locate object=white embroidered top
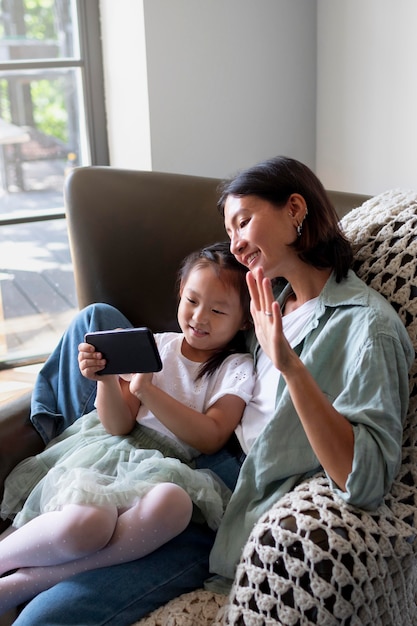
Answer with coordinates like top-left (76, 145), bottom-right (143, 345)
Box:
top-left (123, 332), bottom-right (255, 460)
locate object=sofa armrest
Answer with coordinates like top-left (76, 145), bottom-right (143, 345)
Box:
top-left (0, 392), bottom-right (44, 532)
top-left (223, 474), bottom-right (417, 625)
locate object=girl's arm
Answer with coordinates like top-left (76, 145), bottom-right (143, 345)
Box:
top-left (129, 373), bottom-right (245, 454)
top-left (246, 269), bottom-right (354, 492)
top-left (78, 342), bottom-right (140, 435)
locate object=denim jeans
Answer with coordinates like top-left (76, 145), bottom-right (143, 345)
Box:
top-left (16, 303), bottom-right (242, 625)
top-left (30, 303), bottom-right (133, 444)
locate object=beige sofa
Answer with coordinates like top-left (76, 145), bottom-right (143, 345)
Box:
top-left (1, 168), bottom-right (416, 625)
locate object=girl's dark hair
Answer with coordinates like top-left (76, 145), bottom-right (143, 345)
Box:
top-left (178, 241), bottom-right (251, 380)
top-left (218, 155), bottom-right (353, 281)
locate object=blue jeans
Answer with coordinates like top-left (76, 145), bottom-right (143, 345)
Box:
top-left (16, 303), bottom-right (242, 625)
top-left (30, 303), bottom-right (133, 444)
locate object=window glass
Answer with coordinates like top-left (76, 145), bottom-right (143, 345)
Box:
top-left (0, 66), bottom-right (86, 202)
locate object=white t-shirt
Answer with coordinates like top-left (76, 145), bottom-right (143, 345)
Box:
top-left (123, 332), bottom-right (255, 460)
top-left (235, 298), bottom-right (318, 454)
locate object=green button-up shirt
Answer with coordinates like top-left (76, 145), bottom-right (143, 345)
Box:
top-left (210, 270), bottom-right (414, 580)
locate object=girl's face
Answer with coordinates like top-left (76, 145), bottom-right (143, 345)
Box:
top-left (224, 194), bottom-right (298, 279)
top-left (178, 264), bottom-right (246, 362)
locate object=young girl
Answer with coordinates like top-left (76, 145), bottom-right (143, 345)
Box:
top-left (0, 242), bottom-right (254, 614)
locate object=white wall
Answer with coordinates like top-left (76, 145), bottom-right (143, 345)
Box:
top-left (101, 1), bottom-right (417, 194)
top-left (100, 0), bottom-right (151, 169)
top-left (100, 0), bottom-right (317, 179)
top-left (143, 0), bottom-right (317, 178)
top-left (317, 0), bottom-right (417, 195)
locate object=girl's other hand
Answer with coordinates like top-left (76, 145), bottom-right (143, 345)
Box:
top-left (129, 372), bottom-right (153, 401)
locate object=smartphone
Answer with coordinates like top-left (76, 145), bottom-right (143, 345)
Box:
top-left (84, 328), bottom-right (162, 375)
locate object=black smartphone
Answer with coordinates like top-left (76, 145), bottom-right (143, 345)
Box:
top-left (84, 328), bottom-right (162, 375)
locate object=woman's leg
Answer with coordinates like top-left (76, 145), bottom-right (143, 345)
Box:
top-left (30, 303), bottom-right (133, 444)
top-left (0, 483), bottom-right (193, 614)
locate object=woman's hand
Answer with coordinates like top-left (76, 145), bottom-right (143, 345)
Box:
top-left (78, 342), bottom-right (107, 380)
top-left (246, 268), bottom-right (296, 373)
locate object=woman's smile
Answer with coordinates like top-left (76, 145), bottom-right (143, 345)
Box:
top-left (243, 250), bottom-right (260, 269)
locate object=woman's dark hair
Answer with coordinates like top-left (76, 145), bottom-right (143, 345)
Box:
top-left (217, 155), bottom-right (353, 281)
top-left (177, 241), bottom-right (251, 380)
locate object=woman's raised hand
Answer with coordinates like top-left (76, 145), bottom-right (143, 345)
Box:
top-left (246, 268), bottom-right (294, 374)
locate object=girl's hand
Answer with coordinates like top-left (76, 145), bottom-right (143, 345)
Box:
top-left (78, 342), bottom-right (107, 380)
top-left (129, 372), bottom-right (154, 401)
top-left (246, 268), bottom-right (295, 373)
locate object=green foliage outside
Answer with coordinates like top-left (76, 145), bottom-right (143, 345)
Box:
top-left (31, 79), bottom-right (68, 144)
top-left (23, 0), bottom-right (56, 40)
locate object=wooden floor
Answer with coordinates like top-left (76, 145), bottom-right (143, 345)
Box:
top-left (0, 217), bottom-right (77, 351)
top-left (0, 192), bottom-right (78, 405)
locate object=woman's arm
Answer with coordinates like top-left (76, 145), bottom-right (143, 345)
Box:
top-left (130, 373), bottom-right (245, 455)
top-left (247, 269), bottom-right (354, 491)
top-left (280, 353), bottom-right (354, 491)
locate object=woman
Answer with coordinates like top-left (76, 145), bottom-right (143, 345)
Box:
top-left (10, 156), bottom-right (413, 624)
top-left (209, 156), bottom-right (413, 581)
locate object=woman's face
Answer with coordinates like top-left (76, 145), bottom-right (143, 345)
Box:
top-left (224, 194), bottom-right (298, 279)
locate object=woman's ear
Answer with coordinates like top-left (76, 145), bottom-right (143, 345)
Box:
top-left (288, 193), bottom-right (307, 217)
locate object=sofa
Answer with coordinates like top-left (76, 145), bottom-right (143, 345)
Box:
top-left (1, 167), bottom-right (416, 625)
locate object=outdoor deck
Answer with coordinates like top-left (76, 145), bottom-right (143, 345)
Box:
top-left (0, 164), bottom-right (78, 382)
top-left (0, 216), bottom-right (77, 360)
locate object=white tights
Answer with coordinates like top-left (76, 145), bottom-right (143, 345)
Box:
top-left (0, 482), bottom-right (193, 615)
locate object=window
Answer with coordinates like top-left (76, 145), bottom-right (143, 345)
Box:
top-left (0, 0), bottom-right (108, 368)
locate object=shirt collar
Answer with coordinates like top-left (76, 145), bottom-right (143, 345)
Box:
top-left (275, 269), bottom-right (369, 312)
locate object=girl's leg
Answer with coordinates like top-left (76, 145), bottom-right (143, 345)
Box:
top-left (89, 483), bottom-right (193, 565)
top-left (0, 504), bottom-right (119, 574)
top-left (0, 483), bottom-right (193, 614)
top-left (31, 303), bottom-right (133, 444)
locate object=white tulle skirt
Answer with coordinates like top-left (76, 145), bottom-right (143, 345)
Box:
top-left (1, 411), bottom-right (230, 531)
